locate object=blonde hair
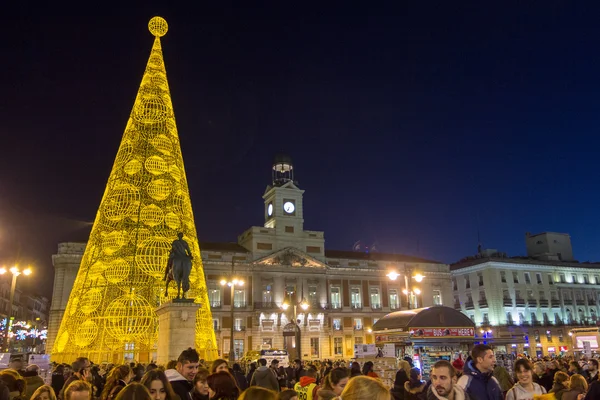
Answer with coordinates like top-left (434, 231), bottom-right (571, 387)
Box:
top-left (398, 360), bottom-right (411, 377)
top-left (339, 376), bottom-right (389, 400)
top-left (238, 387), bottom-right (277, 400)
top-left (65, 381), bottom-right (92, 400)
top-left (32, 385), bottom-right (57, 400)
top-left (0, 369), bottom-right (26, 396)
top-left (569, 374), bottom-right (588, 392)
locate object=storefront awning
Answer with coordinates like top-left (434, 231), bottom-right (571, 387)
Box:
top-left (373, 306), bottom-right (475, 333)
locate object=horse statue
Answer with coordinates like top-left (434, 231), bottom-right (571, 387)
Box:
top-left (164, 232), bottom-right (193, 299)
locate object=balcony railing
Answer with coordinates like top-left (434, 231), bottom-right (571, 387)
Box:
top-left (353, 326), bottom-right (364, 331)
top-left (390, 304), bottom-right (400, 311)
top-left (329, 303), bottom-right (342, 310)
top-left (351, 303), bottom-right (363, 310)
top-left (465, 301), bottom-right (474, 310)
top-left (254, 302), bottom-right (278, 309)
top-left (371, 304), bottom-right (382, 310)
top-left (233, 301), bottom-right (247, 308)
top-left (551, 300), bottom-right (561, 307)
top-left (503, 298), bottom-right (513, 306)
top-left (210, 301), bottom-right (222, 309)
top-left (563, 300), bottom-right (573, 305)
top-left (333, 325), bottom-right (342, 331)
top-left (576, 300), bottom-right (585, 306)
top-left (515, 299), bottom-right (525, 306)
top-left (233, 326), bottom-right (246, 332)
top-left (539, 300), bottom-right (549, 307)
top-left (478, 300), bottom-right (488, 308)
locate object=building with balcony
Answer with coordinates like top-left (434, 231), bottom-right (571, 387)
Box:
top-left (451, 233), bottom-right (600, 357)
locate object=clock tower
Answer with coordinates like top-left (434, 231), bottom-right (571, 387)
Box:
top-left (237, 155), bottom-right (325, 260)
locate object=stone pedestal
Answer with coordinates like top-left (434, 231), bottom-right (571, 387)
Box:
top-left (156, 300), bottom-right (200, 365)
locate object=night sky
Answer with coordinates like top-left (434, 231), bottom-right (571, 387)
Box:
top-left (2, 3), bottom-right (600, 297)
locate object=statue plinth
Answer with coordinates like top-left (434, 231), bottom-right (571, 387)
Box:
top-left (155, 300), bottom-right (201, 365)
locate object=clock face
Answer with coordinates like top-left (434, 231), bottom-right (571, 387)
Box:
top-left (267, 203), bottom-right (273, 216)
top-left (283, 201), bottom-right (295, 214)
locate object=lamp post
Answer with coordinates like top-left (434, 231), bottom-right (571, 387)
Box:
top-left (281, 296), bottom-right (309, 362)
top-left (0, 266), bottom-right (32, 350)
top-left (387, 270), bottom-right (424, 309)
top-left (220, 277), bottom-right (244, 361)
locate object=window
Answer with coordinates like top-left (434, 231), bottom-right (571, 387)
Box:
top-left (209, 287), bottom-right (221, 307)
top-left (551, 291), bottom-right (558, 300)
top-left (465, 276), bottom-right (471, 289)
top-left (543, 313), bottom-right (550, 324)
top-left (452, 279), bottom-right (457, 291)
top-left (564, 291), bottom-right (572, 300)
top-left (333, 318), bottom-right (342, 330)
top-left (286, 284), bottom-right (296, 297)
top-left (572, 275), bottom-right (578, 284)
top-left (513, 272), bottom-right (519, 284)
top-left (262, 338), bottom-right (273, 347)
top-left (558, 329), bottom-right (564, 342)
top-left (233, 339), bottom-right (244, 360)
top-left (595, 276), bottom-right (599, 285)
top-left (469, 314), bottom-right (475, 322)
top-left (527, 290), bottom-right (534, 299)
top-left (351, 288), bottom-right (361, 308)
top-left (370, 288), bottom-right (381, 308)
top-left (518, 312), bottom-right (525, 324)
top-left (234, 318), bottom-right (243, 331)
top-left (539, 291), bottom-right (546, 300)
top-left (262, 283), bottom-right (273, 304)
top-left (515, 290), bottom-right (522, 300)
top-left (213, 318), bottom-right (219, 331)
top-left (525, 273), bottom-right (531, 284)
top-left (506, 312), bottom-right (513, 324)
top-left (355, 337), bottom-right (364, 345)
top-left (500, 271), bottom-right (506, 283)
top-left (432, 290), bottom-right (442, 305)
top-left (389, 289), bottom-right (399, 309)
top-left (533, 329), bottom-right (540, 342)
top-left (548, 274), bottom-right (554, 285)
top-left (536, 273), bottom-right (542, 284)
top-left (330, 287), bottom-right (341, 308)
top-left (467, 294), bottom-right (473, 304)
top-left (334, 337), bottom-right (343, 355)
top-left (308, 285), bottom-right (318, 305)
top-left (531, 313), bottom-right (538, 323)
top-left (478, 273), bottom-right (483, 286)
top-left (554, 313), bottom-right (562, 324)
top-left (480, 291), bottom-right (487, 301)
top-left (234, 289), bottom-right (245, 307)
top-left (584, 275), bottom-right (590, 284)
top-left (454, 295), bottom-right (460, 307)
top-left (353, 318), bottom-right (363, 330)
top-left (559, 274), bottom-right (566, 283)
top-left (482, 313), bottom-right (489, 324)
top-left (310, 338), bottom-right (319, 357)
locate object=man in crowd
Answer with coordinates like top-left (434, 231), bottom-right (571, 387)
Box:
top-left (59, 358), bottom-right (91, 400)
top-left (250, 358), bottom-right (279, 391)
top-left (588, 359), bottom-right (599, 383)
top-left (428, 360), bottom-right (469, 400)
top-left (166, 348), bottom-right (200, 400)
top-left (293, 367), bottom-right (318, 400)
top-left (457, 344), bottom-right (502, 400)
top-left (64, 381), bottom-right (92, 400)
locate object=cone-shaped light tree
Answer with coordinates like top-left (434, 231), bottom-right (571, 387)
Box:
top-left (52, 17), bottom-right (217, 363)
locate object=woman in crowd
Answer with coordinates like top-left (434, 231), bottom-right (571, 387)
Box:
top-left (361, 361), bottom-right (378, 378)
top-left (0, 369), bottom-right (27, 400)
top-left (403, 368), bottom-right (426, 400)
top-left (206, 371), bottom-right (239, 400)
top-left (238, 387), bottom-right (277, 400)
top-left (315, 367), bottom-right (349, 400)
top-left (391, 360), bottom-right (411, 400)
top-left (349, 362), bottom-right (361, 378)
top-left (337, 376), bottom-right (390, 400)
top-left (549, 371), bottom-right (570, 400)
top-left (101, 365), bottom-right (133, 400)
top-left (31, 385), bottom-right (57, 400)
top-left (210, 360), bottom-right (229, 374)
top-left (51, 365), bottom-right (65, 397)
top-left (192, 368), bottom-right (210, 400)
top-left (562, 374), bottom-right (587, 400)
top-left (113, 383), bottom-right (152, 400)
top-left (231, 365), bottom-right (248, 392)
top-left (505, 359), bottom-right (546, 400)
top-left (140, 370), bottom-right (177, 400)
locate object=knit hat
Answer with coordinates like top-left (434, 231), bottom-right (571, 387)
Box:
top-left (452, 357), bottom-right (465, 371)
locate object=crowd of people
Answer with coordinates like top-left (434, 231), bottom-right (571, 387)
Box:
top-left (0, 344), bottom-right (598, 400)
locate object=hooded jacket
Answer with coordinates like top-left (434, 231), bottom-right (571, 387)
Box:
top-left (250, 366), bottom-right (279, 391)
top-left (426, 384), bottom-right (470, 400)
top-left (404, 380), bottom-right (427, 400)
top-left (549, 382), bottom-right (568, 400)
top-left (294, 376), bottom-right (318, 400)
top-left (456, 360), bottom-right (503, 400)
top-left (165, 369), bottom-right (193, 400)
top-left (505, 382), bottom-right (546, 400)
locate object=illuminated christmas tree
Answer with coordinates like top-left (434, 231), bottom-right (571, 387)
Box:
top-left (52, 17), bottom-right (217, 362)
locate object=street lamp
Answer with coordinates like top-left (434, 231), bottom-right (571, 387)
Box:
top-left (281, 296), bottom-right (309, 361)
top-left (0, 266), bottom-right (32, 350)
top-left (220, 277), bottom-right (244, 361)
top-left (387, 270), bottom-right (424, 309)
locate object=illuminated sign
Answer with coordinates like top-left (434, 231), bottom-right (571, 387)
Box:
top-left (559, 346), bottom-right (569, 351)
top-left (548, 347), bottom-right (556, 352)
top-left (409, 327), bottom-right (475, 338)
top-left (576, 336), bottom-right (599, 349)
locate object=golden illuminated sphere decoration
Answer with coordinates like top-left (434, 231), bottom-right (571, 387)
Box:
top-left (50, 16), bottom-right (217, 363)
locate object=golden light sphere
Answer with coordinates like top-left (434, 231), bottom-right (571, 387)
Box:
top-left (148, 17), bottom-right (168, 37)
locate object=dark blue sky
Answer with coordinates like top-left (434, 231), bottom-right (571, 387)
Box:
top-left (1, 3), bottom-right (600, 296)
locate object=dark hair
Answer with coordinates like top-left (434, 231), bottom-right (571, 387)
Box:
top-left (553, 371), bottom-right (569, 385)
top-left (193, 368), bottom-right (210, 385)
top-left (277, 390), bottom-right (298, 400)
top-left (140, 370), bottom-right (177, 400)
top-left (270, 359), bottom-right (279, 365)
top-left (258, 358), bottom-right (267, 366)
top-left (305, 368), bottom-right (317, 378)
top-left (206, 372), bottom-right (239, 399)
top-left (145, 364), bottom-right (158, 373)
top-left (294, 359), bottom-right (301, 364)
top-left (569, 361), bottom-right (580, 370)
top-left (233, 364), bottom-right (243, 372)
top-left (165, 360), bottom-right (177, 370)
top-left (0, 369), bottom-right (26, 395)
top-left (432, 360), bottom-right (456, 378)
top-left (178, 348), bottom-right (200, 365)
top-left (321, 368), bottom-right (349, 390)
top-left (350, 362), bottom-right (361, 376)
top-left (114, 383), bottom-right (152, 400)
top-left (408, 368), bottom-right (422, 389)
top-left (101, 365), bottom-right (131, 400)
top-left (210, 359), bottom-right (229, 374)
top-left (471, 344), bottom-right (493, 364)
top-left (362, 361), bottom-right (374, 375)
top-left (72, 358), bottom-right (89, 373)
top-left (590, 359), bottom-right (599, 368)
top-left (514, 359), bottom-right (533, 374)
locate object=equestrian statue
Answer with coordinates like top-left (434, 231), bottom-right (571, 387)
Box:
top-left (164, 232), bottom-right (193, 299)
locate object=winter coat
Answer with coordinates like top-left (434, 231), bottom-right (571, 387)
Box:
top-left (250, 366), bottom-right (279, 391)
top-left (426, 384), bottom-right (470, 400)
top-left (549, 382), bottom-right (569, 400)
top-left (232, 371), bottom-right (248, 392)
top-left (505, 382), bottom-right (546, 400)
top-left (456, 360), bottom-right (503, 400)
top-left (166, 369), bottom-right (193, 400)
top-left (533, 373), bottom-right (553, 393)
top-left (584, 380), bottom-right (600, 400)
top-left (562, 388), bottom-right (586, 400)
top-left (404, 381), bottom-right (427, 400)
top-left (22, 372), bottom-right (44, 400)
top-left (391, 370), bottom-right (409, 400)
top-left (493, 366), bottom-right (514, 392)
